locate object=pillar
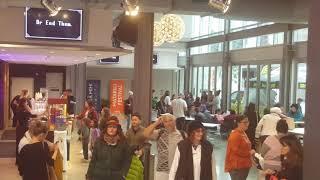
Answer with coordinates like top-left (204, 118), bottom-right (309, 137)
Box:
top-left (0, 60), bottom-right (9, 130)
top-left (132, 13), bottom-right (154, 180)
top-left (132, 13), bottom-right (154, 126)
top-left (281, 29), bottom-right (293, 110)
top-left (304, 0), bottom-right (320, 179)
top-left (66, 63), bottom-right (87, 114)
top-left (222, 19), bottom-right (230, 111)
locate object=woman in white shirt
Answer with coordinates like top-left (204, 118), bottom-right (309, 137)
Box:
top-left (169, 121), bottom-right (217, 180)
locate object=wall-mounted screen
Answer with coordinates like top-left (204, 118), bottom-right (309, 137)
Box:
top-left (25, 7), bottom-right (83, 41)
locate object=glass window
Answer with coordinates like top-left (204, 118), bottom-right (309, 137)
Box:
top-left (230, 66), bottom-right (241, 113)
top-left (179, 69), bottom-right (185, 94)
top-left (208, 43), bottom-right (223, 53)
top-left (257, 34), bottom-right (274, 47)
top-left (274, 32), bottom-right (284, 45)
top-left (216, 66), bottom-right (223, 92)
top-left (259, 64), bottom-right (269, 116)
top-left (244, 37), bottom-right (257, 48)
top-left (210, 67), bottom-right (216, 91)
top-left (192, 67), bottom-right (198, 95)
top-left (191, 15), bottom-right (224, 40)
top-left (199, 45), bottom-right (209, 54)
top-left (178, 51), bottom-right (186, 57)
top-left (296, 63), bottom-right (306, 115)
top-left (230, 39), bottom-right (244, 50)
top-left (293, 28), bottom-right (308, 42)
top-left (190, 47), bottom-right (199, 55)
top-left (248, 65), bottom-right (258, 105)
top-left (240, 65), bottom-right (249, 113)
top-left (203, 67), bottom-right (209, 91)
top-left (270, 64), bottom-right (281, 106)
top-left (197, 67), bottom-right (203, 97)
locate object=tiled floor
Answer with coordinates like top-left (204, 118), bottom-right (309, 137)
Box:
top-left (0, 130), bottom-right (258, 180)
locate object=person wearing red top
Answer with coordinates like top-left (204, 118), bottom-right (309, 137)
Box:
top-left (225, 115), bottom-right (255, 180)
top-left (76, 100), bottom-right (99, 128)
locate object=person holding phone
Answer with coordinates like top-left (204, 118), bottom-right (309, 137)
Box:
top-left (144, 114), bottom-right (186, 180)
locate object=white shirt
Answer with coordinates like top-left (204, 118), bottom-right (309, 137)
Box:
top-left (164, 96), bottom-right (171, 106)
top-left (169, 145), bottom-right (217, 180)
top-left (18, 131), bottom-right (32, 153)
top-left (255, 113), bottom-right (281, 138)
top-left (171, 98), bottom-right (187, 118)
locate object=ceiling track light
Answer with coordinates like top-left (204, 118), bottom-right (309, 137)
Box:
top-left (41, 0), bottom-right (62, 17)
top-left (208, 0), bottom-right (232, 14)
top-left (121, 0), bottom-right (139, 16)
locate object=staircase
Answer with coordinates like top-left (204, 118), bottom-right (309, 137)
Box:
top-left (0, 128), bottom-right (16, 158)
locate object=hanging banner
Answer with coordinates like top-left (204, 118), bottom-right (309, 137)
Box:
top-left (86, 80), bottom-right (101, 111)
top-left (110, 80), bottom-right (125, 114)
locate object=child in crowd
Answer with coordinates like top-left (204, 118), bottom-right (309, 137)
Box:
top-left (88, 119), bottom-right (100, 159)
top-left (80, 118), bottom-right (91, 161)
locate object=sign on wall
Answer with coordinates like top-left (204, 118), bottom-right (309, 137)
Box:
top-left (86, 80), bottom-right (101, 111)
top-left (25, 7), bottom-right (83, 40)
top-left (109, 80), bottom-right (125, 114)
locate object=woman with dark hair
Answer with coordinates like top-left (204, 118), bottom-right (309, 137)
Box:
top-left (77, 99), bottom-right (99, 127)
top-left (277, 134), bottom-right (303, 180)
top-left (288, 104), bottom-right (304, 122)
top-left (169, 120), bottom-right (217, 180)
top-left (225, 115), bottom-right (255, 180)
top-left (15, 98), bottom-right (33, 163)
top-left (86, 116), bottom-right (131, 180)
top-left (244, 103), bottom-right (259, 149)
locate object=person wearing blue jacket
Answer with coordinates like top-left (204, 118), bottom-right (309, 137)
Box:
top-left (288, 104), bottom-right (304, 122)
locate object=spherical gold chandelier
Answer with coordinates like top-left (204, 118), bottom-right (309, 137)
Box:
top-left (153, 22), bottom-right (165, 46)
top-left (160, 14), bottom-right (185, 43)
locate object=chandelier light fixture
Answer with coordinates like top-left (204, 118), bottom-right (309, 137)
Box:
top-left (208, 0), bottom-right (232, 14)
top-left (41, 0), bottom-right (62, 16)
top-left (122, 0), bottom-right (140, 16)
top-left (160, 14), bottom-right (185, 43)
top-left (153, 22), bottom-right (165, 46)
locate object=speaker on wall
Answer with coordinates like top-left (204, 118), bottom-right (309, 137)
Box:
top-left (113, 15), bottom-right (138, 47)
top-left (153, 54), bottom-right (158, 64)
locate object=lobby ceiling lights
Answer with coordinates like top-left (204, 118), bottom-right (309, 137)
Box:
top-left (208, 0), bottom-right (232, 14)
top-left (122, 0), bottom-right (140, 16)
top-left (153, 14), bottom-right (185, 46)
top-left (41, 0), bottom-right (62, 17)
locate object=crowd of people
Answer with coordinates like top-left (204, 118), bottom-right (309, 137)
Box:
top-left (11, 88), bottom-right (304, 180)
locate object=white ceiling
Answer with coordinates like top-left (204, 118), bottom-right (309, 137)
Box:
top-left (0, 44), bottom-right (131, 66)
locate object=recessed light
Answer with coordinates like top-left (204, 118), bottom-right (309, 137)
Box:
top-left (49, 51), bottom-right (55, 54)
top-left (0, 49), bottom-right (6, 52)
top-left (74, 60), bottom-right (80, 62)
top-left (95, 53), bottom-right (101, 56)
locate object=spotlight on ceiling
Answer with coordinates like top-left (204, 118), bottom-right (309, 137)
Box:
top-left (121, 0), bottom-right (139, 16)
top-left (41, 0), bottom-right (62, 17)
top-left (208, 0), bottom-right (232, 14)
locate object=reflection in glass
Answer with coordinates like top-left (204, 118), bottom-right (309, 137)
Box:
top-left (296, 63), bottom-right (306, 115)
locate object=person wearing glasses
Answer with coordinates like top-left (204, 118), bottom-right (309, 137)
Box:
top-left (225, 115), bottom-right (255, 180)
